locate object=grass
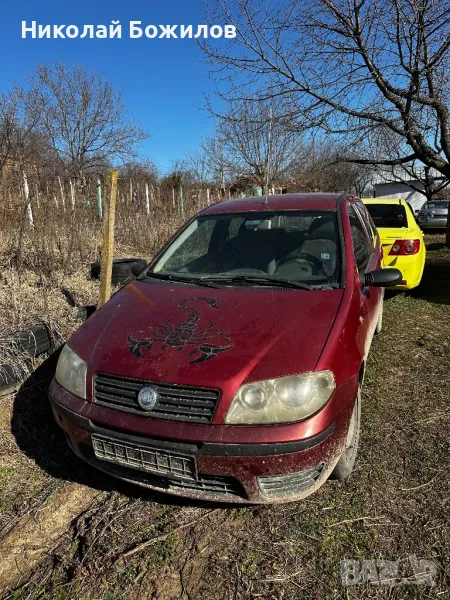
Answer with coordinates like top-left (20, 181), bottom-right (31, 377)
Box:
top-left (0, 234), bottom-right (449, 600)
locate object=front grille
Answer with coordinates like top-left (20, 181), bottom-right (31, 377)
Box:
top-left (81, 443), bottom-right (246, 499)
top-left (92, 434), bottom-right (196, 480)
top-left (258, 463), bottom-right (324, 499)
top-left (93, 373), bottom-right (220, 424)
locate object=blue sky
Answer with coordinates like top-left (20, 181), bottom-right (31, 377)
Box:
top-left (0, 1), bottom-right (219, 171)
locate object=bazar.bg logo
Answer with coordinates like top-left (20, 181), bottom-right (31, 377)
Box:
top-left (341, 555), bottom-right (437, 586)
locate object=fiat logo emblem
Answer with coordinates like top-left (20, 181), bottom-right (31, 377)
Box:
top-left (137, 386), bottom-right (158, 411)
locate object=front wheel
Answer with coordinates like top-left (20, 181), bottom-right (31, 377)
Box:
top-left (331, 387), bottom-right (361, 481)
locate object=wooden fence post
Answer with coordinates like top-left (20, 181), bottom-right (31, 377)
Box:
top-left (98, 172), bottom-right (118, 307)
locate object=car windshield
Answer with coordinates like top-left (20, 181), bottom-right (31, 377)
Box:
top-left (365, 204), bottom-right (407, 228)
top-left (424, 201), bottom-right (449, 210)
top-left (150, 211), bottom-right (341, 287)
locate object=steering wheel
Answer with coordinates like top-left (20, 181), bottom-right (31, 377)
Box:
top-left (277, 252), bottom-right (327, 275)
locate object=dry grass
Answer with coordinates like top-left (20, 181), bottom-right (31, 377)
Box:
top-left (0, 189), bottom-right (193, 385)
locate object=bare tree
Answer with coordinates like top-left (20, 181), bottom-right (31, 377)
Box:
top-left (0, 91), bottom-right (21, 174)
top-left (342, 127), bottom-right (449, 203)
top-left (288, 139), bottom-right (374, 195)
top-left (184, 147), bottom-right (212, 200)
top-left (377, 163), bottom-right (448, 203)
top-left (214, 99), bottom-right (301, 193)
top-left (199, 135), bottom-right (238, 198)
top-left (203, 0), bottom-right (450, 240)
top-left (0, 89), bottom-right (42, 176)
top-left (26, 63), bottom-right (148, 178)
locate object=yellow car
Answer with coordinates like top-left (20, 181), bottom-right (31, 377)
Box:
top-left (363, 198), bottom-right (426, 290)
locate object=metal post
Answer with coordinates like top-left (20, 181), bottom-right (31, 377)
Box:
top-left (145, 182), bottom-right (150, 217)
top-left (69, 179), bottom-right (75, 210)
top-left (97, 180), bottom-right (103, 220)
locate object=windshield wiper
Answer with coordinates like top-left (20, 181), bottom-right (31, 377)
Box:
top-left (140, 272), bottom-right (220, 288)
top-left (197, 275), bottom-right (315, 290)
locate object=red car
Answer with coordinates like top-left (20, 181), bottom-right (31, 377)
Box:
top-left (50, 194), bottom-right (401, 503)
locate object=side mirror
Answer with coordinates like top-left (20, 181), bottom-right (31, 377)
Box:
top-left (361, 268), bottom-right (403, 288)
top-left (131, 262), bottom-right (147, 276)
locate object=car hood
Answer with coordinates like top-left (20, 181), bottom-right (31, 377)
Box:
top-left (69, 280), bottom-right (343, 396)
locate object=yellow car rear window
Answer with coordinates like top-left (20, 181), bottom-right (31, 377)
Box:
top-left (365, 204), bottom-right (407, 228)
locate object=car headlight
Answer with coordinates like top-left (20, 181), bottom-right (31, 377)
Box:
top-left (55, 344), bottom-right (87, 399)
top-left (225, 371), bottom-right (335, 425)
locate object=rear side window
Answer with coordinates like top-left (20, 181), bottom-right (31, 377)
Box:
top-left (365, 203), bottom-right (407, 228)
top-left (355, 202), bottom-right (378, 246)
top-left (348, 205), bottom-right (372, 273)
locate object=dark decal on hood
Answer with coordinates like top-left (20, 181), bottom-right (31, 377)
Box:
top-left (128, 297), bottom-right (233, 364)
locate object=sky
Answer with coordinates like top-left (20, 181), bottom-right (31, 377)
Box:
top-left (0, 0), bottom-right (221, 172)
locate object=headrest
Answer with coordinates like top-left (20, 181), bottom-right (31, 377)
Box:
top-left (308, 217), bottom-right (335, 239)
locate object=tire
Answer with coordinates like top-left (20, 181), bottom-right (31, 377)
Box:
top-left (0, 363), bottom-right (26, 395)
top-left (375, 300), bottom-right (383, 335)
top-left (12, 324), bottom-right (52, 357)
top-left (90, 258), bottom-right (147, 286)
top-left (90, 260), bottom-right (102, 279)
top-left (331, 387), bottom-right (361, 481)
top-left (0, 364), bottom-right (21, 388)
top-left (76, 305), bottom-right (97, 321)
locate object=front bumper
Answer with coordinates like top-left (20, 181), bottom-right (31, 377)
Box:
top-left (49, 381), bottom-right (352, 504)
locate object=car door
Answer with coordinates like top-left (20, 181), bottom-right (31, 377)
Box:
top-left (348, 204), bottom-right (382, 360)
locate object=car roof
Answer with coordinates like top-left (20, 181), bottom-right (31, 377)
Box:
top-left (363, 198), bottom-right (408, 206)
top-left (201, 193), bottom-right (354, 215)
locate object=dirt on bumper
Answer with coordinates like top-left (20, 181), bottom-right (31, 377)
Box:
top-left (49, 385), bottom-right (350, 505)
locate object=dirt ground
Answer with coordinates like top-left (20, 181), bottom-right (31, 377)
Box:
top-left (0, 234), bottom-right (449, 600)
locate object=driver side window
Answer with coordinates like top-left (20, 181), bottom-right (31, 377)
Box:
top-left (348, 205), bottom-right (372, 273)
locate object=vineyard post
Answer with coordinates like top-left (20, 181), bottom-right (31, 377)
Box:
top-left (58, 176), bottom-right (65, 210)
top-left (22, 170), bottom-right (34, 229)
top-left (97, 179), bottom-right (103, 220)
top-left (145, 182), bottom-right (150, 216)
top-left (98, 172), bottom-right (118, 307)
top-left (179, 186), bottom-right (184, 217)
